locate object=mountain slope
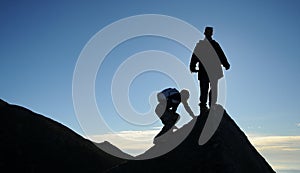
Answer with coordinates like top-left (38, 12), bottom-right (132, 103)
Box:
top-left (0, 99), bottom-right (125, 173)
top-left (109, 105), bottom-right (276, 173)
top-left (0, 99), bottom-right (276, 173)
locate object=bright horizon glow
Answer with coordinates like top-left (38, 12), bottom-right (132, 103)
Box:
top-left (88, 130), bottom-right (300, 171)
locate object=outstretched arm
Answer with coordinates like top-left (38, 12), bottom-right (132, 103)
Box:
top-left (190, 53), bottom-right (199, 73)
top-left (182, 101), bottom-right (196, 118)
top-left (212, 41), bottom-right (230, 70)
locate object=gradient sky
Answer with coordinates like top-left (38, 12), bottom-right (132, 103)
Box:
top-left (1, 0), bottom-right (300, 171)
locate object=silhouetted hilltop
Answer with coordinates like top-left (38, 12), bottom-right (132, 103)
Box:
top-left (0, 99), bottom-right (125, 172)
top-left (0, 99), bottom-right (276, 173)
top-left (109, 106), bottom-right (276, 173)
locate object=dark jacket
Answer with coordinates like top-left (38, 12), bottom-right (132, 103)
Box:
top-left (190, 38), bottom-right (230, 81)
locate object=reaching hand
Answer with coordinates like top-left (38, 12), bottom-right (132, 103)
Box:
top-left (225, 64), bottom-right (230, 70)
top-left (190, 69), bottom-right (197, 73)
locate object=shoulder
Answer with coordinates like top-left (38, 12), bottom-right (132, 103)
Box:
top-left (211, 39), bottom-right (219, 45)
top-left (211, 40), bottom-right (222, 48)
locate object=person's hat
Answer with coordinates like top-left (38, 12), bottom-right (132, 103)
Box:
top-left (204, 26), bottom-right (213, 35)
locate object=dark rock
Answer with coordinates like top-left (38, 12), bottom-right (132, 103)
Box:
top-left (0, 99), bottom-right (125, 173)
top-left (109, 106), bottom-right (276, 173)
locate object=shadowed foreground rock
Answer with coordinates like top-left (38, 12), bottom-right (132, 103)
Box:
top-left (0, 99), bottom-right (276, 173)
top-left (109, 106), bottom-right (276, 173)
top-left (0, 99), bottom-right (126, 172)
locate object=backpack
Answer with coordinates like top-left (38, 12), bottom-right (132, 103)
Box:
top-left (161, 88), bottom-right (179, 98)
top-left (157, 88), bottom-right (180, 103)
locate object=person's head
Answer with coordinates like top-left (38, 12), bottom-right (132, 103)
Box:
top-left (180, 89), bottom-right (190, 102)
top-left (204, 26), bottom-right (213, 38)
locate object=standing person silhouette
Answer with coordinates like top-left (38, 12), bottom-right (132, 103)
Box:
top-left (190, 26), bottom-right (230, 112)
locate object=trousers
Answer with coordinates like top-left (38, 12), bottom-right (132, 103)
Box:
top-left (199, 78), bottom-right (218, 107)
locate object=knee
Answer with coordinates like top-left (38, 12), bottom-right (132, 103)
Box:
top-left (174, 113), bottom-right (180, 122)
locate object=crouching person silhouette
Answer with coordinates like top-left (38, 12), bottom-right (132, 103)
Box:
top-left (154, 88), bottom-right (196, 144)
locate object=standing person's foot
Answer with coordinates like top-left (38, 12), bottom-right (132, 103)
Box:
top-left (201, 106), bottom-right (208, 112)
top-left (199, 103), bottom-right (209, 113)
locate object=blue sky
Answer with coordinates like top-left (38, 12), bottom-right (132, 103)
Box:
top-left (1, 0), bottom-right (300, 171)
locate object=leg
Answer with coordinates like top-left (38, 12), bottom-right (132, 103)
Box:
top-left (199, 79), bottom-right (209, 109)
top-left (154, 125), bottom-right (170, 139)
top-left (209, 79), bottom-right (218, 107)
top-left (154, 111), bottom-right (180, 139)
top-left (154, 110), bottom-right (175, 139)
top-left (170, 112), bottom-right (180, 126)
